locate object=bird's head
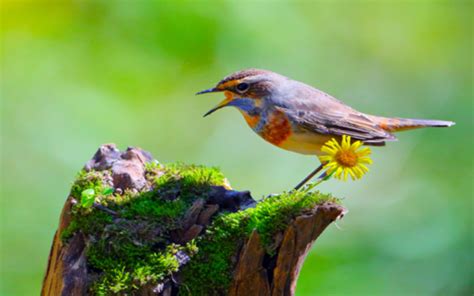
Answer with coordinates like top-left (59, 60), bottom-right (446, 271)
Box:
top-left (197, 68), bottom-right (284, 117)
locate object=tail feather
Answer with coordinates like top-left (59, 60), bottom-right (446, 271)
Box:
top-left (371, 116), bottom-right (455, 132)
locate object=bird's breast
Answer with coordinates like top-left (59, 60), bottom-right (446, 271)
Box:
top-left (240, 108), bottom-right (331, 155)
top-left (253, 109), bottom-right (293, 146)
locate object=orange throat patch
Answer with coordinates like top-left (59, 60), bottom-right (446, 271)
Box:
top-left (241, 112), bottom-right (260, 129)
top-left (260, 110), bottom-right (292, 146)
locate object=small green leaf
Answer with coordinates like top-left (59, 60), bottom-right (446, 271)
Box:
top-left (81, 188), bottom-right (96, 208)
top-left (102, 187), bottom-right (114, 196)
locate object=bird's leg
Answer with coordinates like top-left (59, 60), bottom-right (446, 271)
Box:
top-left (294, 163), bottom-right (324, 191)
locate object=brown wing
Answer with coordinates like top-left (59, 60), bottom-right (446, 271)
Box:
top-left (269, 79), bottom-right (397, 145)
top-left (276, 105), bottom-right (397, 146)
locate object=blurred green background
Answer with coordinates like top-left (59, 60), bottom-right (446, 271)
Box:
top-left (1, 1), bottom-right (472, 295)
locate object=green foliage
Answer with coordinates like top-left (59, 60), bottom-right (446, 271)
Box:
top-left (60, 170), bottom-right (115, 241)
top-left (180, 190), bottom-right (337, 295)
top-left (80, 188), bottom-right (95, 208)
top-left (102, 187), bottom-right (114, 196)
top-left (70, 170), bottom-right (107, 201)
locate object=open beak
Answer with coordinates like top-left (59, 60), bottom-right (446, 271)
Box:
top-left (197, 86), bottom-right (233, 117)
top-left (203, 96), bottom-right (232, 117)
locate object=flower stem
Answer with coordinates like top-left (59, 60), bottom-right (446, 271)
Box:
top-left (300, 171), bottom-right (333, 192)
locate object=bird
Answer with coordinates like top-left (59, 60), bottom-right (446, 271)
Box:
top-left (197, 69), bottom-right (455, 189)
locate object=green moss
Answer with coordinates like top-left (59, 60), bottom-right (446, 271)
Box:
top-left (63, 163), bottom-right (226, 240)
top-left (62, 162), bottom-right (338, 295)
top-left (180, 210), bottom-right (250, 295)
top-left (180, 190), bottom-right (338, 295)
top-left (61, 163), bottom-right (226, 295)
top-left (90, 243), bottom-right (192, 295)
top-left (60, 210), bottom-right (113, 241)
top-left (70, 170), bottom-right (108, 200)
top-left (122, 195), bottom-right (188, 221)
top-left (153, 162), bottom-right (226, 198)
top-left (247, 190), bottom-right (338, 251)
top-left (61, 170), bottom-right (114, 241)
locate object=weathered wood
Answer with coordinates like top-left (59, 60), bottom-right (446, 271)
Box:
top-left (42, 197), bottom-right (88, 296)
top-left (230, 230), bottom-right (271, 296)
top-left (229, 203), bottom-right (344, 296)
top-left (272, 225), bottom-right (296, 296)
top-left (41, 144), bottom-right (345, 296)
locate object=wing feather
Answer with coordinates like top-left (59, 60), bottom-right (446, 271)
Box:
top-left (269, 80), bottom-right (397, 145)
top-left (275, 106), bottom-right (397, 145)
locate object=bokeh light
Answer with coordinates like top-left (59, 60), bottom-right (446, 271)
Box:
top-left (1, 1), bottom-right (472, 295)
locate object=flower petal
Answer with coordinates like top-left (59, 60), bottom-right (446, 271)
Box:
top-left (319, 156), bottom-right (333, 163)
top-left (356, 168), bottom-right (364, 179)
top-left (359, 164), bottom-right (369, 173)
top-left (321, 146), bottom-right (337, 155)
top-left (319, 135), bottom-right (373, 182)
top-left (348, 168), bottom-right (356, 180)
top-left (351, 140), bottom-right (363, 150)
top-left (342, 135), bottom-right (350, 149)
top-left (358, 157), bottom-right (373, 164)
top-left (357, 147), bottom-right (371, 156)
top-left (343, 168), bottom-right (349, 181)
top-left (335, 167), bottom-right (343, 179)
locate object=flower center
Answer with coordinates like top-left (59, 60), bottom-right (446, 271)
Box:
top-left (335, 150), bottom-right (358, 167)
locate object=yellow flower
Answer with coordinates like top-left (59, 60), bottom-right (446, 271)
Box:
top-left (319, 135), bottom-right (372, 181)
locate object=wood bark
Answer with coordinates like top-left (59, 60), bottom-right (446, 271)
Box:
top-left (229, 203), bottom-right (343, 296)
top-left (41, 144), bottom-right (345, 296)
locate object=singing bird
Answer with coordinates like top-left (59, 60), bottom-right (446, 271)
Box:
top-left (197, 69), bottom-right (454, 188)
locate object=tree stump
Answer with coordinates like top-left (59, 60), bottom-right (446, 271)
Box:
top-left (41, 144), bottom-right (345, 296)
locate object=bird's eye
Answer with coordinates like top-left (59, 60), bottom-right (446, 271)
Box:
top-left (236, 82), bottom-right (250, 93)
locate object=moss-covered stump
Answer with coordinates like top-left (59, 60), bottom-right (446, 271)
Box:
top-left (42, 144), bottom-right (345, 296)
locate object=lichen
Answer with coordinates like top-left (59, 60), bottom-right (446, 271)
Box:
top-left (179, 190), bottom-right (338, 295)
